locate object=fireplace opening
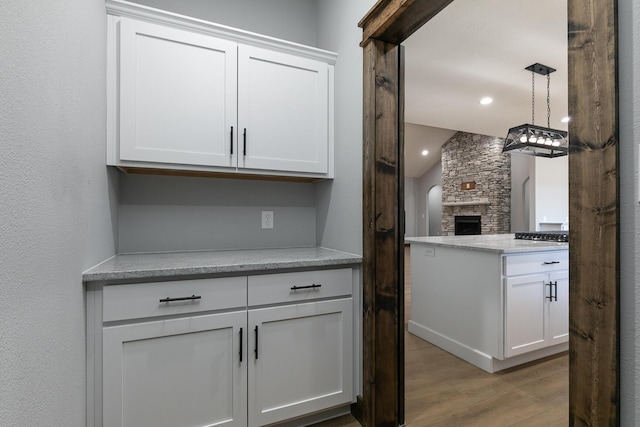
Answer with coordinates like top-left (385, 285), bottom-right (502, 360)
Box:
top-left (455, 215), bottom-right (481, 235)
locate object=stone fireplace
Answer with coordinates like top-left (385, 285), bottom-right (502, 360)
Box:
top-left (441, 132), bottom-right (511, 235)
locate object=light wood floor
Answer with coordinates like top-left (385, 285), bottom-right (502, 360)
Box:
top-left (312, 247), bottom-right (568, 427)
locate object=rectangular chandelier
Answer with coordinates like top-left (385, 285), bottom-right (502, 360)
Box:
top-left (503, 63), bottom-right (568, 158)
top-left (503, 123), bottom-right (568, 158)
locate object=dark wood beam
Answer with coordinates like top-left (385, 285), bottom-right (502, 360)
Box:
top-left (361, 39), bottom-right (404, 427)
top-left (567, 0), bottom-right (619, 425)
top-left (358, 0), bottom-right (454, 46)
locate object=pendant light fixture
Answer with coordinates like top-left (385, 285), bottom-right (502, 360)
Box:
top-left (502, 63), bottom-right (568, 158)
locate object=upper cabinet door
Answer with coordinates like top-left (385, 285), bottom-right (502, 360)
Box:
top-left (238, 45), bottom-right (329, 174)
top-left (119, 18), bottom-right (237, 167)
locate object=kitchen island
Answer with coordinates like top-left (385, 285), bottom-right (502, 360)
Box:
top-left (83, 247), bottom-right (362, 427)
top-left (406, 234), bottom-right (568, 373)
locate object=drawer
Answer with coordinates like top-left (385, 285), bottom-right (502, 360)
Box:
top-left (504, 251), bottom-right (568, 277)
top-left (248, 268), bottom-right (352, 306)
top-left (103, 277), bottom-right (246, 322)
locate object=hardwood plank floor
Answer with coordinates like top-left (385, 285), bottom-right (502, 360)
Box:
top-left (312, 247), bottom-right (568, 427)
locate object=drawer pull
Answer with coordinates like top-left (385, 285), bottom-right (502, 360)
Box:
top-left (159, 295), bottom-right (202, 303)
top-left (290, 284), bottom-right (322, 291)
top-left (543, 261), bottom-right (560, 265)
top-left (239, 327), bottom-right (243, 363)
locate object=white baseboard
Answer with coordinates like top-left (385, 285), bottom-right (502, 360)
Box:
top-left (408, 320), bottom-right (568, 373)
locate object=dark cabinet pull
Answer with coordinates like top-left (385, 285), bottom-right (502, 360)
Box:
top-left (543, 261), bottom-right (560, 265)
top-left (159, 295), bottom-right (201, 303)
top-left (291, 284), bottom-right (322, 291)
top-left (243, 128), bottom-right (247, 156)
top-left (230, 126), bottom-right (234, 155)
top-left (239, 327), bottom-right (243, 363)
top-left (545, 282), bottom-right (558, 302)
top-left (254, 325), bottom-right (259, 360)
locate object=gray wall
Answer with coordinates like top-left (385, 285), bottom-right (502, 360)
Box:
top-left (315, 0), bottom-right (372, 255)
top-left (405, 178), bottom-right (418, 237)
top-left (0, 1), bottom-right (117, 425)
top-left (416, 161), bottom-right (443, 236)
top-left (428, 185), bottom-right (443, 236)
top-left (619, 0), bottom-right (640, 423)
top-left (118, 175), bottom-right (316, 252)
top-left (129, 0), bottom-right (318, 46)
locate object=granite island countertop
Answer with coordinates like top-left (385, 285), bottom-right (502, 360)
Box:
top-left (405, 234), bottom-right (568, 254)
top-left (83, 246), bottom-right (362, 282)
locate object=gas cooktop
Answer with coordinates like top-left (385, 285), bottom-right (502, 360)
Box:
top-left (514, 231), bottom-right (569, 242)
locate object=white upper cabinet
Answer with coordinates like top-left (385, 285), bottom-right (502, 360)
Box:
top-left (106, 1), bottom-right (336, 179)
top-left (118, 18), bottom-right (237, 168)
top-left (238, 45), bottom-right (329, 174)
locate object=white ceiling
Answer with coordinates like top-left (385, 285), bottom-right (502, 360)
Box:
top-left (403, 0), bottom-right (568, 177)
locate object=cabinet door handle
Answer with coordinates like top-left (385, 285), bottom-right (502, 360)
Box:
top-left (290, 284), bottom-right (322, 291)
top-left (545, 282), bottom-right (558, 302)
top-left (243, 128), bottom-right (247, 156)
top-left (159, 295), bottom-right (201, 303)
top-left (254, 325), bottom-right (259, 360)
top-left (230, 126), bottom-right (234, 155)
top-left (239, 327), bottom-right (243, 363)
top-left (543, 261), bottom-right (560, 265)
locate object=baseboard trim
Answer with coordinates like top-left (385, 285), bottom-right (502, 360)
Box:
top-left (408, 320), bottom-right (568, 373)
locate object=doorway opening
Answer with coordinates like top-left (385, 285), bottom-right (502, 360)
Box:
top-left (359, 0), bottom-right (619, 426)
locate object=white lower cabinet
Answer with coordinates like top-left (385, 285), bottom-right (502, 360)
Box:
top-left (248, 299), bottom-right (353, 427)
top-left (504, 265), bottom-right (569, 358)
top-left (88, 268), bottom-right (355, 427)
top-left (103, 311), bottom-right (247, 427)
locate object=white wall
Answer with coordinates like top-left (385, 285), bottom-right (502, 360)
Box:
top-left (510, 154), bottom-right (533, 231)
top-left (533, 156), bottom-right (568, 230)
top-left (0, 1), bottom-right (117, 425)
top-left (315, 0), bottom-right (373, 255)
top-left (618, 0), bottom-right (640, 423)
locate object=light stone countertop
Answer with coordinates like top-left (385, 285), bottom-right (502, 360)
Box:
top-left (405, 234), bottom-right (568, 254)
top-left (83, 247), bottom-right (362, 282)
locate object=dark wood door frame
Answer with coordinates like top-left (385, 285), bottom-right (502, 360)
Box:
top-left (359, 1), bottom-right (619, 426)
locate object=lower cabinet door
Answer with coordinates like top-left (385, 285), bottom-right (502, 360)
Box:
top-left (547, 271), bottom-right (569, 344)
top-left (504, 274), bottom-right (547, 357)
top-left (102, 311), bottom-right (247, 427)
top-left (248, 298), bottom-right (353, 427)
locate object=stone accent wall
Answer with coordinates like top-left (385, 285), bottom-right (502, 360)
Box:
top-left (441, 132), bottom-right (511, 235)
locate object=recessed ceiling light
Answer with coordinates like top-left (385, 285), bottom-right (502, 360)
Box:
top-left (561, 116), bottom-right (570, 123)
top-left (421, 150), bottom-right (429, 156)
top-left (480, 97), bottom-right (493, 105)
